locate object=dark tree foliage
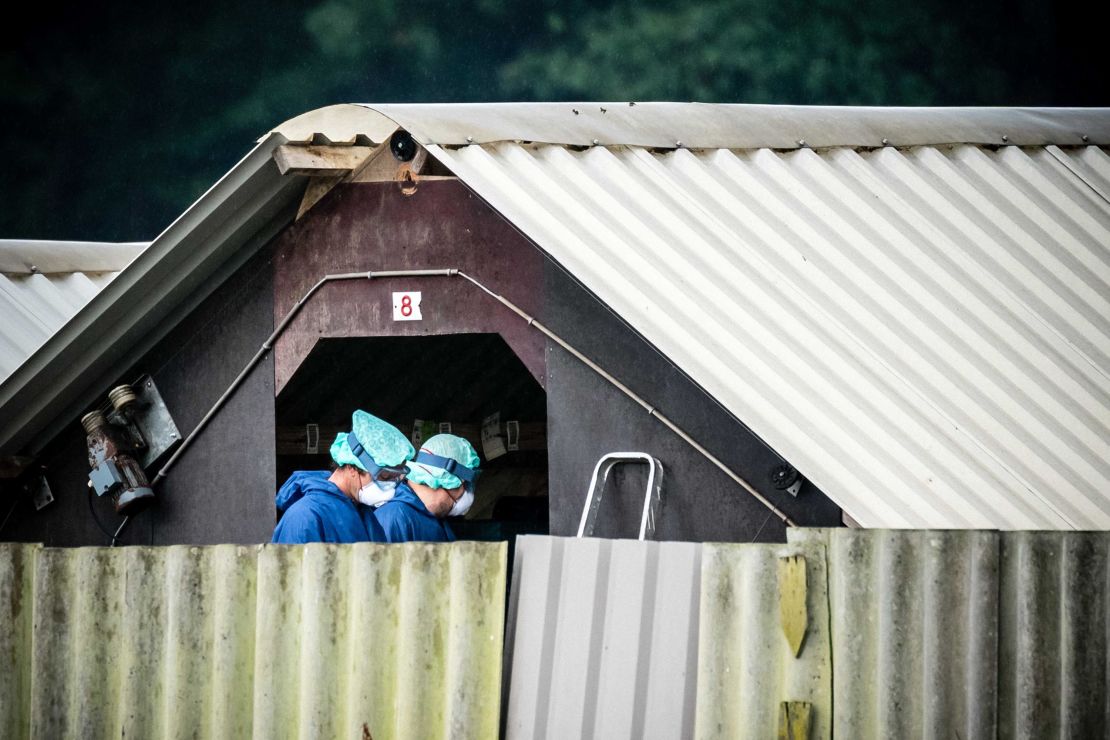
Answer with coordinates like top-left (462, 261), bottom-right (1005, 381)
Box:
top-left (1, 0), bottom-right (1104, 241)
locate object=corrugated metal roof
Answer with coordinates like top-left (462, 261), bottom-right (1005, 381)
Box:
top-left (503, 535), bottom-right (702, 739)
top-left (273, 103), bottom-right (1110, 149)
top-left (0, 136), bottom-right (303, 456)
top-left (5, 103), bottom-right (1109, 534)
top-left (1, 541), bottom-right (506, 739)
top-left (426, 141), bottom-right (1110, 529)
top-left (0, 240), bottom-right (145, 384)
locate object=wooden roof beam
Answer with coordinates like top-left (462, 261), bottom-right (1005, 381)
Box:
top-left (273, 144), bottom-right (374, 176)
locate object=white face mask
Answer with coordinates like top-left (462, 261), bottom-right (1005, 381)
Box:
top-left (358, 479), bottom-right (397, 508)
top-left (446, 488), bottom-right (474, 517)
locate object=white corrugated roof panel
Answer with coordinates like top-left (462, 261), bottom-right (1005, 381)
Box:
top-left (277, 102), bottom-right (1110, 149)
top-left (0, 240), bottom-right (146, 384)
top-left (427, 140), bottom-right (1110, 529)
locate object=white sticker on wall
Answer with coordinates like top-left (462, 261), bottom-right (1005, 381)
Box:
top-left (481, 412), bottom-right (507, 461)
top-left (392, 291), bottom-right (423, 321)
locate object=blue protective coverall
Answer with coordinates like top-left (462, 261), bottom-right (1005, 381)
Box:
top-left (271, 470), bottom-right (386, 543)
top-left (373, 482), bottom-right (455, 543)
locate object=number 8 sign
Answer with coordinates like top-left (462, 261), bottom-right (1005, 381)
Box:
top-left (392, 291), bottom-right (423, 321)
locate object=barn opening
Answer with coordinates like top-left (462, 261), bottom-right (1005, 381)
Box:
top-left (275, 333), bottom-right (549, 541)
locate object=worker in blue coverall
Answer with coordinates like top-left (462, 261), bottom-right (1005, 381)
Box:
top-left (272, 410), bottom-right (415, 544)
top-left (374, 433), bottom-right (481, 543)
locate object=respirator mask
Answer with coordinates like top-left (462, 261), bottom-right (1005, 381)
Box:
top-left (412, 448), bottom-right (480, 518)
top-left (348, 432), bottom-right (408, 507)
top-left (446, 488), bottom-right (475, 517)
top-left (358, 478), bottom-right (397, 507)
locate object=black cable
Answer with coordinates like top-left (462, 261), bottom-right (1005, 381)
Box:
top-left (87, 487), bottom-right (126, 545)
top-left (0, 495), bottom-right (20, 536)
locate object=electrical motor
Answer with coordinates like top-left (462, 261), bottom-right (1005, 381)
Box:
top-left (82, 400), bottom-right (155, 515)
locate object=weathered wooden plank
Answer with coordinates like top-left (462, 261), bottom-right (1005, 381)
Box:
top-left (778, 554), bottom-right (808, 657)
top-left (777, 701), bottom-right (812, 740)
top-left (273, 144), bottom-right (374, 176)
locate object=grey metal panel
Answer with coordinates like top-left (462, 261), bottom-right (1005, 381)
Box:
top-left (428, 140), bottom-right (1110, 529)
top-left (11, 541), bottom-right (506, 739)
top-left (695, 539), bottom-right (832, 740)
top-left (504, 535), bottom-right (702, 739)
top-left (272, 103), bottom-right (1110, 149)
top-left (143, 241), bottom-right (277, 546)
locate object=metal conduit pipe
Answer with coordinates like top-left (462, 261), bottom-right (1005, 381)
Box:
top-left (126, 266), bottom-right (793, 542)
top-left (455, 271), bottom-right (796, 527)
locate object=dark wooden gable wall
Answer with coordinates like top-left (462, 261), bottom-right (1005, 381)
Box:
top-left (4, 175), bottom-right (839, 546)
top-left (272, 178), bottom-right (839, 542)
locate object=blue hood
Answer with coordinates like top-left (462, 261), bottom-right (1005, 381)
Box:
top-left (275, 470), bottom-right (332, 513)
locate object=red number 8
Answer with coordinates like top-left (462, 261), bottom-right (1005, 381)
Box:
top-left (400, 295), bottom-right (413, 317)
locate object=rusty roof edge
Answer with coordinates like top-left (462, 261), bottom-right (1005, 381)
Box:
top-left (271, 102), bottom-right (1110, 150)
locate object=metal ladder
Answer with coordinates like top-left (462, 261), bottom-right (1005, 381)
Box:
top-left (576, 452), bottom-right (664, 541)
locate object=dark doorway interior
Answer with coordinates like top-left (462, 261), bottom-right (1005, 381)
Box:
top-left (275, 333), bottom-right (548, 540)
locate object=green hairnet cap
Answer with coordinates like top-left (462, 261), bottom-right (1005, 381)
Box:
top-left (329, 410), bottom-right (415, 471)
top-left (406, 434), bottom-right (480, 490)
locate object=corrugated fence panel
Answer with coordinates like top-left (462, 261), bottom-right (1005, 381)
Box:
top-left (504, 535), bottom-right (702, 739)
top-left (252, 541), bottom-right (506, 740)
top-left (12, 541), bottom-right (504, 740)
top-left (695, 539), bottom-right (831, 740)
top-left (0, 544), bottom-right (36, 739)
top-left (999, 532), bottom-right (1110, 739)
top-left (790, 528), bottom-right (1000, 739)
top-left (29, 545), bottom-right (260, 739)
top-left (6, 533), bottom-right (1107, 737)
top-left (789, 528), bottom-right (1110, 739)
top-left (254, 541), bottom-right (506, 740)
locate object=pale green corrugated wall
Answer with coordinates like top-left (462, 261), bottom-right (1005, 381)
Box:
top-left (0, 543), bottom-right (36, 739)
top-left (2, 541), bottom-right (505, 739)
top-left (787, 528), bottom-right (1110, 738)
top-left (695, 539), bottom-right (831, 740)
